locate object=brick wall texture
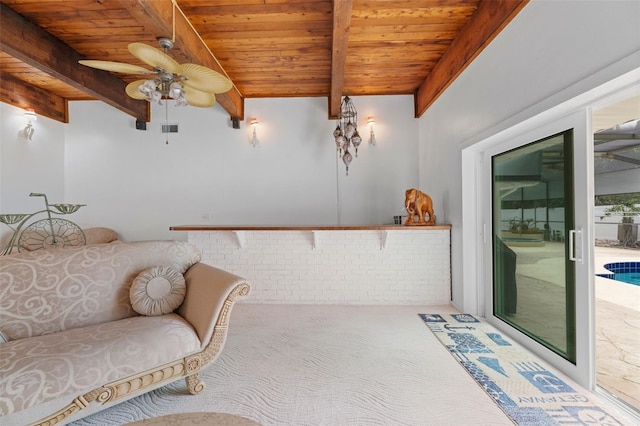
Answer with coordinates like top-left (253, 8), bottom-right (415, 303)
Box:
top-left (189, 230), bottom-right (451, 304)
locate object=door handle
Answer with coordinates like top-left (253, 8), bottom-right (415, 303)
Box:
top-left (568, 228), bottom-right (583, 263)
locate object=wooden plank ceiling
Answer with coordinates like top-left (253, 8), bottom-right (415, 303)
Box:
top-left (0, 0), bottom-right (528, 123)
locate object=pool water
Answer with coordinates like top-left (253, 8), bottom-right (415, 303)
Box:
top-left (597, 262), bottom-right (640, 286)
top-left (613, 272), bottom-right (640, 286)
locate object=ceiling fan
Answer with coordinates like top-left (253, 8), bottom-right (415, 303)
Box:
top-left (79, 37), bottom-right (232, 108)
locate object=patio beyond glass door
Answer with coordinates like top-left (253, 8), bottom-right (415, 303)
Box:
top-left (492, 130), bottom-right (576, 363)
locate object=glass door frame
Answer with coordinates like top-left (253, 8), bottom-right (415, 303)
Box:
top-left (481, 110), bottom-right (595, 389)
top-left (491, 128), bottom-right (577, 362)
top-left (460, 68), bottom-right (639, 394)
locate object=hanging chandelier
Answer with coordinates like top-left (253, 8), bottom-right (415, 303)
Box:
top-left (332, 95), bottom-right (362, 175)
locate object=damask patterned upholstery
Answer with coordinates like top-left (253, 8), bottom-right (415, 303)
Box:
top-left (0, 240), bottom-right (249, 426)
top-left (0, 240), bottom-right (201, 341)
top-left (0, 314), bottom-right (200, 416)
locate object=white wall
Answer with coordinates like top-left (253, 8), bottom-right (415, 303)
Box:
top-left (594, 205), bottom-right (640, 241)
top-left (0, 103), bottom-right (66, 243)
top-left (61, 95), bottom-right (418, 241)
top-left (418, 0), bottom-right (640, 311)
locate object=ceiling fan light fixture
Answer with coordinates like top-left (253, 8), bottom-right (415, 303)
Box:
top-left (152, 91), bottom-right (162, 104)
top-left (169, 81), bottom-right (184, 99)
top-left (79, 37), bottom-right (232, 112)
top-left (139, 79), bottom-right (157, 97)
top-left (172, 89), bottom-right (188, 107)
top-left (175, 95), bottom-right (188, 107)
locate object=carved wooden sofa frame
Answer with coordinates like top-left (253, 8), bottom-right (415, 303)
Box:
top-left (31, 283), bottom-right (250, 426)
top-left (0, 241), bottom-right (250, 426)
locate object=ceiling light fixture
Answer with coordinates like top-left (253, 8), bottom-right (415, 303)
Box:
top-left (79, 37), bottom-right (234, 144)
top-left (332, 95), bottom-right (362, 175)
top-left (130, 38), bottom-right (188, 107)
top-left (80, 38), bottom-right (231, 109)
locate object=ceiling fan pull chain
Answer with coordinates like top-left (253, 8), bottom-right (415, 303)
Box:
top-left (165, 99), bottom-right (169, 144)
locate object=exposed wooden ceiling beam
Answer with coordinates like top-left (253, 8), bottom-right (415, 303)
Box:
top-left (0, 3), bottom-right (149, 123)
top-left (329, 0), bottom-right (354, 119)
top-left (120, 0), bottom-right (244, 121)
top-left (0, 71), bottom-right (67, 122)
top-left (414, 0), bottom-right (529, 118)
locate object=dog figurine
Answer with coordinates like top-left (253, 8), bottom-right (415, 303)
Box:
top-left (404, 188), bottom-right (435, 225)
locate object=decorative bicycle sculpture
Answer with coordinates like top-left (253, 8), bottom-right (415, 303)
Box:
top-left (0, 193), bottom-right (86, 255)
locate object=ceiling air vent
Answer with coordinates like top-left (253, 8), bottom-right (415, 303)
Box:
top-left (162, 124), bottom-right (179, 133)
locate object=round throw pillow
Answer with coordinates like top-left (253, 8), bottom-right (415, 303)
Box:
top-left (130, 266), bottom-right (186, 316)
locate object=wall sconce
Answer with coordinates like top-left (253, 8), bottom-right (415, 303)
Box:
top-left (366, 116), bottom-right (376, 146)
top-left (250, 118), bottom-right (259, 147)
top-left (21, 109), bottom-right (37, 140)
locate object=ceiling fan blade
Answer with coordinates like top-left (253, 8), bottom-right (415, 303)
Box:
top-left (125, 80), bottom-right (149, 100)
top-left (128, 42), bottom-right (181, 74)
top-left (180, 63), bottom-right (233, 94)
top-left (184, 85), bottom-right (216, 108)
top-left (79, 60), bottom-right (153, 75)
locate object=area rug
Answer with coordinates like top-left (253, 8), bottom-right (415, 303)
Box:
top-left (419, 313), bottom-right (632, 426)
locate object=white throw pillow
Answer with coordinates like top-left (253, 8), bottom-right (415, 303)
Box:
top-left (130, 266), bottom-right (186, 316)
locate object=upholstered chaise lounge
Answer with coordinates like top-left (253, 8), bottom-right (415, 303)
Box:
top-left (0, 240), bottom-right (250, 425)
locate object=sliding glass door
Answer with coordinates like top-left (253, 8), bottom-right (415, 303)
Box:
top-left (483, 111), bottom-right (593, 388)
top-left (492, 130), bottom-right (576, 362)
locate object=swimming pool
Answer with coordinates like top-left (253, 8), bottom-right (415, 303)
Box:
top-left (597, 262), bottom-right (640, 286)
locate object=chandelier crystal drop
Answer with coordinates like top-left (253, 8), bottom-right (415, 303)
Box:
top-left (333, 95), bottom-right (361, 176)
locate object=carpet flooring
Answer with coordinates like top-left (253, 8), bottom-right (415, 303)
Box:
top-left (68, 304), bottom-right (632, 425)
top-left (70, 304), bottom-right (512, 425)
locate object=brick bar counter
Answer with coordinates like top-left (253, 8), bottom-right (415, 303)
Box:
top-left (170, 225), bottom-right (451, 304)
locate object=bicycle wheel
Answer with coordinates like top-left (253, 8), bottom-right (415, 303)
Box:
top-left (18, 218), bottom-right (86, 252)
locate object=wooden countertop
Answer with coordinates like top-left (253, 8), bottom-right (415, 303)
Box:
top-left (170, 224), bottom-right (451, 231)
